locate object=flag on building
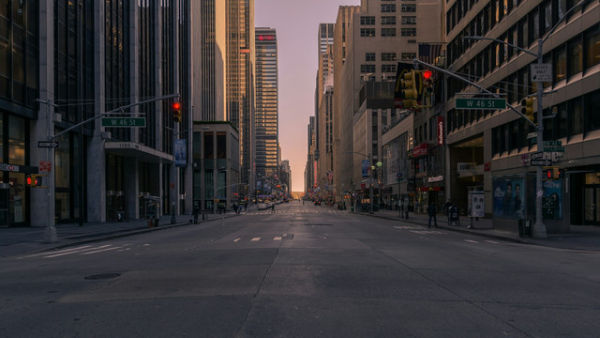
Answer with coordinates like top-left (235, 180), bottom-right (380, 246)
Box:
top-left (418, 43), bottom-right (442, 65)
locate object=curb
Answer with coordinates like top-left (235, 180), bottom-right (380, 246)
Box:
top-left (357, 212), bottom-right (529, 245)
top-left (35, 214), bottom-right (239, 253)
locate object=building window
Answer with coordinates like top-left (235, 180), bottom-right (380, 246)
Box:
top-left (401, 16), bottom-right (416, 24)
top-left (360, 28), bottom-right (376, 37)
top-left (381, 16), bottom-right (396, 25)
top-left (382, 64), bottom-right (396, 73)
top-left (366, 52), bottom-right (376, 62)
top-left (360, 64), bottom-right (376, 73)
top-left (401, 52), bottom-right (416, 60)
top-left (401, 4), bottom-right (416, 13)
top-left (584, 24), bottom-right (600, 70)
top-left (554, 44), bottom-right (567, 82)
top-left (360, 16), bottom-right (375, 25)
top-left (381, 52), bottom-right (396, 61)
top-left (568, 36), bottom-right (583, 78)
top-left (381, 4), bottom-right (396, 13)
top-left (401, 28), bottom-right (416, 37)
top-left (382, 28), bottom-right (396, 37)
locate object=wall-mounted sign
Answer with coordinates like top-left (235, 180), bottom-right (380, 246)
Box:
top-left (412, 143), bottom-right (429, 158)
top-left (427, 175), bottom-right (444, 183)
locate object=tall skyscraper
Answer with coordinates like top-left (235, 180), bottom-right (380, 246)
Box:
top-left (193, 0), bottom-right (227, 121)
top-left (226, 0), bottom-right (256, 195)
top-left (255, 27), bottom-right (279, 180)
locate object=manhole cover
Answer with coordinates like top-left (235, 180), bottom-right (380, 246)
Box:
top-left (84, 273), bottom-right (121, 280)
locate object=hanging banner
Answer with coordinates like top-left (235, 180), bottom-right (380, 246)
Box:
top-left (362, 160), bottom-right (370, 178)
top-left (493, 177), bottom-right (524, 219)
top-left (174, 139), bottom-right (187, 167)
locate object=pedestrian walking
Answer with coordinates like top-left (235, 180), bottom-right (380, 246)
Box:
top-left (428, 203), bottom-right (437, 228)
top-left (443, 200), bottom-right (452, 224)
top-left (271, 203), bottom-right (275, 214)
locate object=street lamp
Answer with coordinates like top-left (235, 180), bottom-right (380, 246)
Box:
top-left (460, 0), bottom-right (591, 238)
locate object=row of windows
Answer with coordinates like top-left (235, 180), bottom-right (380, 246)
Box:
top-left (360, 64), bottom-right (397, 73)
top-left (364, 52), bottom-right (416, 63)
top-left (447, 0), bottom-right (522, 35)
top-left (448, 0), bottom-right (588, 66)
top-left (491, 89), bottom-right (600, 156)
top-left (360, 16), bottom-right (416, 25)
top-left (448, 24), bottom-right (600, 104)
top-left (360, 27), bottom-right (416, 37)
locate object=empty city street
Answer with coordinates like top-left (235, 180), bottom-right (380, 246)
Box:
top-left (1, 202), bottom-right (599, 337)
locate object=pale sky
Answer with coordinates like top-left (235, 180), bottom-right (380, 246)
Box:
top-left (255, 0), bottom-right (360, 192)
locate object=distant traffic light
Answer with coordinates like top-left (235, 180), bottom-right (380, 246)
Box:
top-left (400, 70), bottom-right (418, 108)
top-left (422, 70), bottom-right (432, 80)
top-left (521, 98), bottom-right (535, 123)
top-left (26, 175), bottom-right (43, 187)
top-left (172, 101), bottom-right (182, 123)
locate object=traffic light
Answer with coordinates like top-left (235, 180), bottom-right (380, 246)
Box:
top-left (400, 70), bottom-right (418, 109)
top-left (172, 101), bottom-right (182, 123)
top-left (546, 167), bottom-right (562, 180)
top-left (419, 70), bottom-right (434, 107)
top-left (26, 175), bottom-right (43, 187)
top-left (521, 98), bottom-right (535, 123)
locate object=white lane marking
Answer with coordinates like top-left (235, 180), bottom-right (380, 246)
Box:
top-left (250, 237), bottom-right (261, 242)
top-left (117, 248), bottom-right (131, 252)
top-left (233, 237), bottom-right (241, 243)
top-left (409, 230), bottom-right (443, 235)
top-left (143, 244), bottom-right (151, 246)
top-left (81, 246), bottom-right (122, 255)
top-left (485, 240), bottom-right (500, 244)
top-left (44, 245), bottom-right (112, 258)
top-left (22, 245), bottom-right (93, 259)
top-left (464, 239), bottom-right (479, 244)
top-left (273, 236), bottom-right (282, 241)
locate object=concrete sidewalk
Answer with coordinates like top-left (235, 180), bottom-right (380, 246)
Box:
top-left (358, 209), bottom-right (600, 251)
top-left (0, 212), bottom-right (239, 257)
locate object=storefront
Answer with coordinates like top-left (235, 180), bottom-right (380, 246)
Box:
top-left (569, 169), bottom-right (600, 226)
top-left (0, 114), bottom-right (33, 226)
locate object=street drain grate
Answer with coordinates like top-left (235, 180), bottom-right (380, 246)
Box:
top-left (84, 273), bottom-right (121, 280)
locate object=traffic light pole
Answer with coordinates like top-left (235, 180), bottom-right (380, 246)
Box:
top-left (533, 40), bottom-right (547, 238)
top-left (37, 93), bottom-right (179, 242)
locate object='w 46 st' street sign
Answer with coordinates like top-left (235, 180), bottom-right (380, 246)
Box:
top-left (102, 117), bottom-right (146, 127)
top-left (456, 98), bottom-right (506, 110)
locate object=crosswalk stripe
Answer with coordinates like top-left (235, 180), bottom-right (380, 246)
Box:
top-left (233, 237), bottom-right (241, 243)
top-left (485, 240), bottom-right (499, 244)
top-left (44, 245), bottom-right (112, 258)
top-left (250, 237), bottom-right (261, 242)
top-left (464, 239), bottom-right (478, 244)
top-left (273, 236), bottom-right (282, 241)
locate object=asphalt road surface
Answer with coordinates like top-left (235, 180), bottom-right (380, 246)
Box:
top-left (2, 202), bottom-right (599, 337)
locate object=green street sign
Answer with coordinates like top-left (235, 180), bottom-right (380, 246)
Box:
top-left (102, 117), bottom-right (146, 127)
top-left (456, 98), bottom-right (506, 110)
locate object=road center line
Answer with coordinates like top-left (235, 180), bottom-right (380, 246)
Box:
top-left (464, 239), bottom-right (479, 244)
top-left (81, 246), bottom-right (121, 255)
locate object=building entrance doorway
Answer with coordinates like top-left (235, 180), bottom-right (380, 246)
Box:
top-left (0, 184), bottom-right (9, 226)
top-left (584, 185), bottom-right (600, 225)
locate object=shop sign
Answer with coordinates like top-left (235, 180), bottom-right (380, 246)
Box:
top-left (174, 139), bottom-right (187, 167)
top-left (0, 163), bottom-right (20, 172)
top-left (412, 143), bottom-right (429, 158)
top-left (361, 160), bottom-right (370, 178)
top-left (457, 162), bottom-right (476, 172)
top-left (437, 116), bottom-right (444, 145)
top-left (427, 175), bottom-right (444, 183)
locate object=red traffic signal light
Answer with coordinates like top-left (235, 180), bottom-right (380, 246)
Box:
top-left (422, 70), bottom-right (433, 80)
top-left (172, 102), bottom-right (181, 111)
top-left (26, 176), bottom-right (32, 186)
top-left (172, 101), bottom-right (182, 123)
top-left (547, 170), bottom-right (552, 179)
